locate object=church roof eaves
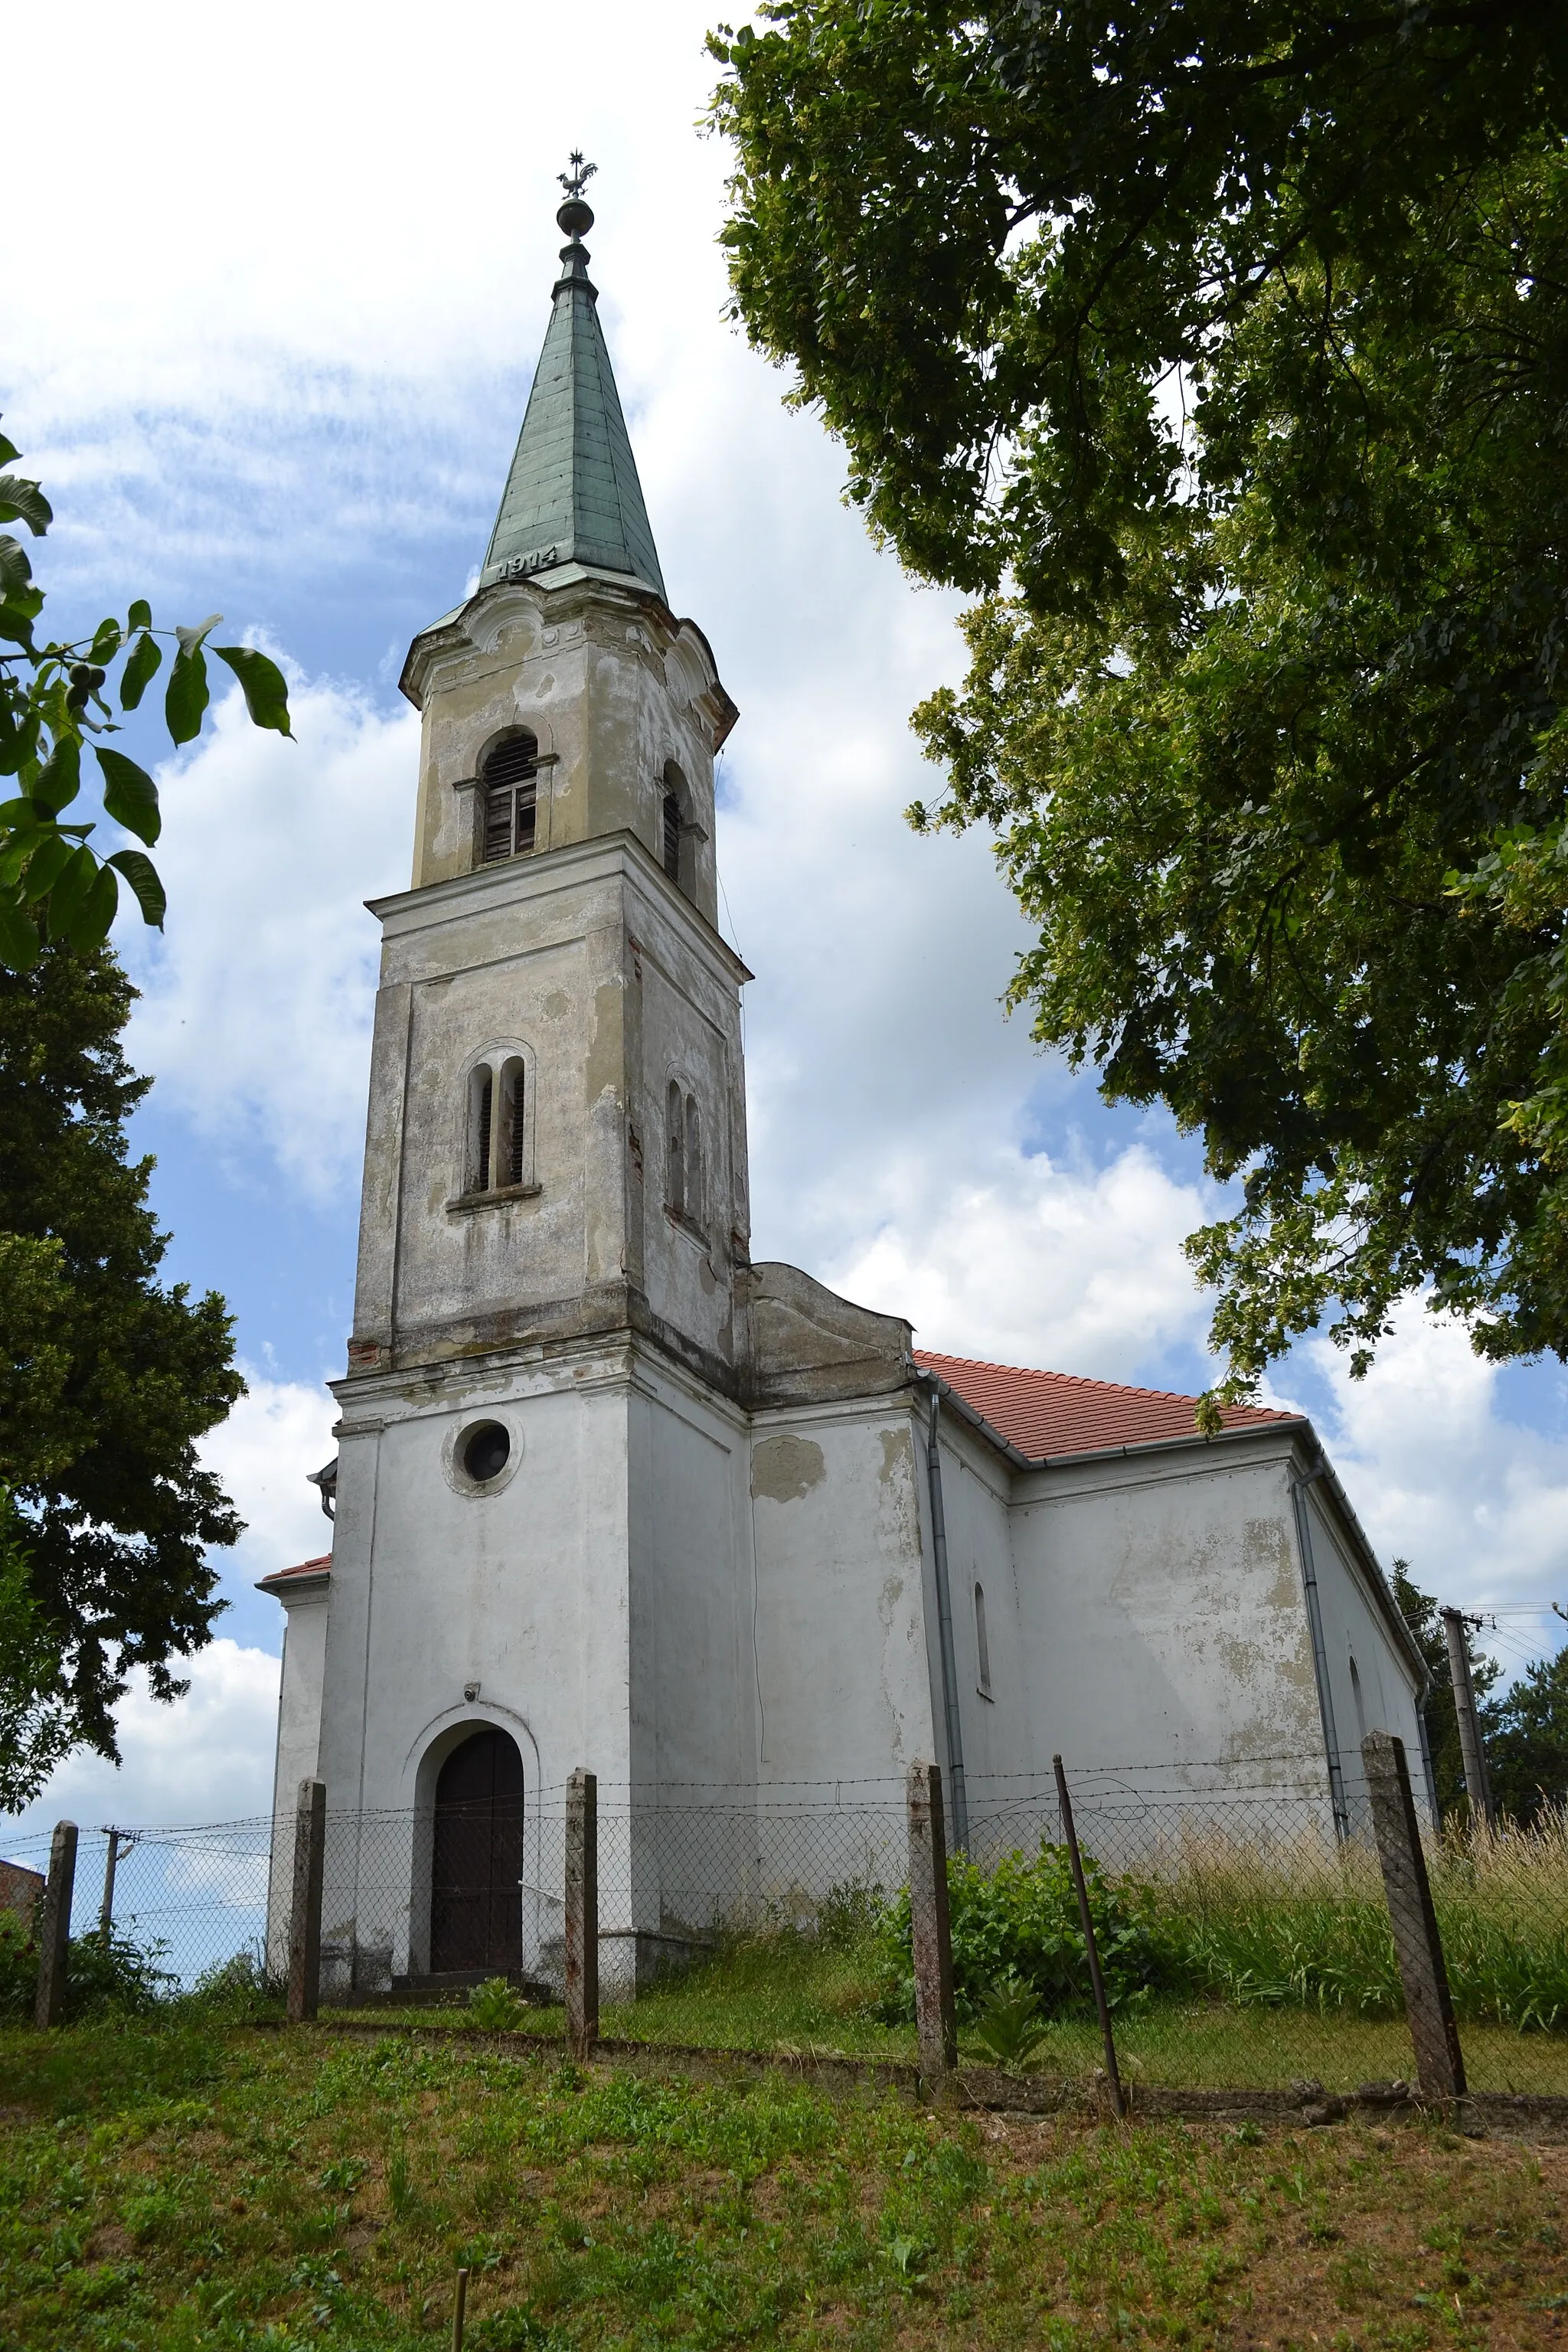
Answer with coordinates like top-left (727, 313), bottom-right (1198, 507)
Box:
top-left (915, 1348), bottom-right (1302, 1464)
top-left (257, 1554), bottom-right (332, 1597)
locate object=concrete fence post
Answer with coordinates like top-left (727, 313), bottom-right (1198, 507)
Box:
top-left (34, 1821), bottom-right (77, 2028)
top-left (99, 1829), bottom-right (122, 1939)
top-left (1362, 1732), bottom-right (1466, 2101)
top-left (906, 1759), bottom-right (957, 2086)
top-left (565, 1767), bottom-right (599, 2060)
top-left (1441, 1608), bottom-right (1497, 1831)
top-left (286, 1777), bottom-right (326, 2025)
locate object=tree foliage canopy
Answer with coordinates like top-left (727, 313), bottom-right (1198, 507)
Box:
top-left (710, 1), bottom-right (1568, 1389)
top-left (0, 423), bottom-right (291, 974)
top-left (0, 946), bottom-right (243, 1781)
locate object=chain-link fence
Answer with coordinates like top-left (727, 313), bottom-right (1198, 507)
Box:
top-left (7, 1757), bottom-right (1568, 2096)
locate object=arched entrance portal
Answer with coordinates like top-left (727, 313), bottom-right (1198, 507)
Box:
top-left (430, 1726), bottom-right (524, 1974)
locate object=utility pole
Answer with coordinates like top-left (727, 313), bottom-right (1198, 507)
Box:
top-left (1441, 1607), bottom-right (1496, 1831)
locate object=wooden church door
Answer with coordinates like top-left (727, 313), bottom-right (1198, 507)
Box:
top-left (430, 1727), bottom-right (524, 1973)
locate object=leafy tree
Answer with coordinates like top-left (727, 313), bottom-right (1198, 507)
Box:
top-left (1, 423), bottom-right (291, 972)
top-left (710, 4), bottom-right (1568, 1396)
top-left (0, 1491), bottom-right (74, 1812)
top-left (1485, 1638), bottom-right (1568, 1823)
top-left (1390, 1562), bottom-right (1501, 1823)
top-left (0, 944), bottom-right (243, 1780)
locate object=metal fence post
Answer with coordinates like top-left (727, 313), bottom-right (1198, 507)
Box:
top-left (906, 1759), bottom-right (957, 2087)
top-left (34, 1821), bottom-right (77, 2028)
top-left (565, 1767), bottom-right (599, 2060)
top-left (1362, 1732), bottom-right (1465, 2101)
top-left (1054, 1755), bottom-right (1126, 2120)
top-left (286, 1777), bottom-right (326, 2025)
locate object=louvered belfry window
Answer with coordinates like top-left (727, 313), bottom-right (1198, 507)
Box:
top-left (662, 792), bottom-right (681, 881)
top-left (481, 733), bottom-right (539, 862)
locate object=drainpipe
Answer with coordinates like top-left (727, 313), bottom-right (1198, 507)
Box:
top-left (918, 1374), bottom-right (969, 1853)
top-left (1413, 1676), bottom-right (1441, 1828)
top-left (1289, 1459), bottom-right (1351, 1842)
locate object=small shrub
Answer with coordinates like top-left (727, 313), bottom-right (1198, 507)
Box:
top-left (971, 1974), bottom-right (1050, 2070)
top-left (181, 1946), bottom-right (283, 2020)
top-left (469, 1977), bottom-right (526, 2030)
top-left (873, 1840), bottom-right (1174, 2022)
top-left (0, 1916), bottom-right (171, 2020)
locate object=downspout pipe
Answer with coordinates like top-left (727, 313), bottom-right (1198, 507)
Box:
top-left (1289, 1457), bottom-right (1351, 1843)
top-left (917, 1374), bottom-right (969, 1854)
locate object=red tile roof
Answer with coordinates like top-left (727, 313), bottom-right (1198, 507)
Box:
top-left (257, 1554), bottom-right (332, 1594)
top-left (916, 1350), bottom-right (1302, 1462)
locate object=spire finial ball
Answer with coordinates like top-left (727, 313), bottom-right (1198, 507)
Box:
top-left (557, 149), bottom-right (596, 240)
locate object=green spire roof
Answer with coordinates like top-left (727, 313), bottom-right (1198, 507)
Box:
top-left (480, 172), bottom-right (665, 603)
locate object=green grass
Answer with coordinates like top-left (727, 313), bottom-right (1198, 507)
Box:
top-left (331, 1919), bottom-right (1568, 2095)
top-left (5, 2017), bottom-right (1568, 2350)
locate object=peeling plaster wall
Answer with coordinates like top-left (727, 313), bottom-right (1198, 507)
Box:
top-left (350, 839), bottom-right (748, 1373)
top-left (312, 1350), bottom-right (640, 1973)
top-left (1302, 1484), bottom-right (1426, 1812)
top-left (917, 1412), bottom-right (1021, 1801)
top-left (263, 1585), bottom-right (328, 1971)
top-left (749, 1403), bottom-right (939, 1796)
top-left (1007, 1442), bottom-right (1334, 1795)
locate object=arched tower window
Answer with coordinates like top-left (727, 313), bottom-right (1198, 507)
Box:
top-left (480, 732), bottom-right (539, 864)
top-left (660, 760), bottom-right (688, 891)
top-left (468, 1066), bottom-right (495, 1194)
top-left (666, 1082), bottom-right (704, 1235)
top-left (666, 1080), bottom-right (684, 1217)
top-left (461, 1047), bottom-right (537, 1200)
top-left (684, 1093), bottom-right (703, 1230)
top-left (501, 1057), bottom-right (527, 1187)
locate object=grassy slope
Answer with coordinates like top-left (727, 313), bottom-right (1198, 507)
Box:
top-left (5, 2020), bottom-right (1568, 2351)
top-left (387, 1928), bottom-right (1568, 2096)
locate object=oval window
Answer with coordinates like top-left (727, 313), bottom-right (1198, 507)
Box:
top-left (462, 1422), bottom-right (511, 1484)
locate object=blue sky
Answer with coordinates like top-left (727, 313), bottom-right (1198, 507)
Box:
top-left (7, 0), bottom-right (1567, 1834)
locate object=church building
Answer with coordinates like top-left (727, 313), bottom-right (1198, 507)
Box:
top-left (262, 175), bottom-right (1431, 1996)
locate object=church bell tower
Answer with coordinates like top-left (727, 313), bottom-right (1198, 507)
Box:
top-left (301, 164), bottom-right (764, 1987)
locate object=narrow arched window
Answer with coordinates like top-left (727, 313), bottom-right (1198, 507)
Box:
top-left (662, 792), bottom-right (681, 880)
top-left (975, 1583), bottom-right (992, 1700)
top-left (469, 1066), bottom-right (495, 1193)
top-left (501, 1057), bottom-right (527, 1187)
top-left (684, 1093), bottom-right (703, 1230)
top-left (666, 1080), bottom-right (684, 1216)
top-left (481, 732), bottom-right (539, 863)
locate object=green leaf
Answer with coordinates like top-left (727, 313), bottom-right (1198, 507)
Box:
top-left (164, 645), bottom-right (209, 745)
top-left (0, 795), bottom-right (46, 829)
top-left (119, 629), bottom-right (163, 711)
top-left (0, 433), bottom-right (19, 467)
top-left (0, 891), bottom-right (41, 970)
top-left (33, 736), bottom-right (81, 815)
top-left (127, 598), bottom-right (152, 634)
top-left (0, 475), bottom-right (51, 534)
top-left (90, 618), bottom-right (122, 668)
top-left (175, 612), bottom-right (221, 659)
top-left (213, 645), bottom-right (293, 737)
top-left (19, 833), bottom-right (74, 901)
top-left (66, 859), bottom-right (119, 952)
top-left (107, 848), bottom-right (166, 929)
top-left (96, 748), bottom-right (162, 846)
top-left (0, 595), bottom-right (41, 651)
top-left (44, 844), bottom-right (100, 940)
top-left (0, 535), bottom-right (31, 598)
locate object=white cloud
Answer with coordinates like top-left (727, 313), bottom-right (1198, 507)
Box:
top-left (122, 682), bottom-right (418, 1200)
top-left (4, 1642), bottom-right (282, 1847)
top-left (1270, 1308), bottom-right (1568, 1642)
top-left (201, 1368), bottom-right (340, 1591)
top-left (828, 1142), bottom-right (1216, 1377)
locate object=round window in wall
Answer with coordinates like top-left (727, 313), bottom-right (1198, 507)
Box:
top-left (461, 1421), bottom-right (511, 1485)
